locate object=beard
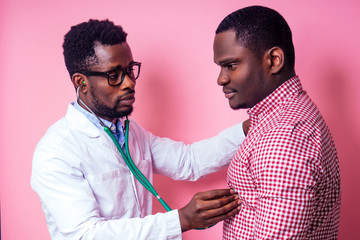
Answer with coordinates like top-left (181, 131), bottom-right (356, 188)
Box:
top-left (90, 86), bottom-right (134, 119)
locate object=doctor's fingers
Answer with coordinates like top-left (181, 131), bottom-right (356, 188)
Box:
top-left (195, 188), bottom-right (236, 201)
top-left (191, 199), bottom-right (242, 229)
top-left (201, 204), bottom-right (241, 228)
top-left (195, 192), bottom-right (241, 211)
top-left (200, 197), bottom-right (242, 218)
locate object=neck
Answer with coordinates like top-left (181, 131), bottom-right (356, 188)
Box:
top-left (274, 69), bottom-right (296, 85)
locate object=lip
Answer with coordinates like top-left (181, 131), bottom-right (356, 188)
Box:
top-left (223, 89), bottom-right (236, 99)
top-left (119, 93), bottom-right (135, 105)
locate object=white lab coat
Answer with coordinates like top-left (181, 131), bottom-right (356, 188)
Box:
top-left (31, 104), bottom-right (245, 240)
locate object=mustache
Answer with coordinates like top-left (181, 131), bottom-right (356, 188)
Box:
top-left (117, 89), bottom-right (135, 101)
top-left (223, 87), bottom-right (236, 93)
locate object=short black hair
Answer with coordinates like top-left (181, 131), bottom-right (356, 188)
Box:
top-left (63, 19), bottom-right (128, 78)
top-left (216, 6), bottom-right (295, 70)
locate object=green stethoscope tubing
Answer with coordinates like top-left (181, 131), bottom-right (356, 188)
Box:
top-left (104, 119), bottom-right (172, 212)
top-left (77, 84), bottom-right (211, 229)
top-left (77, 84), bottom-right (172, 212)
top-left (105, 119), bottom-right (213, 230)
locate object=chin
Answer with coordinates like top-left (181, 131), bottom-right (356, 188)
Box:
top-left (229, 102), bottom-right (246, 110)
top-left (117, 107), bottom-right (133, 118)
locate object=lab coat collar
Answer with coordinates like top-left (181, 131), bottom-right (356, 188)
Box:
top-left (64, 103), bottom-right (127, 153)
top-left (65, 103), bottom-right (103, 138)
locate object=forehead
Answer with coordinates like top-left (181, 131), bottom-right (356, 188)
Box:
top-left (93, 42), bottom-right (133, 70)
top-left (213, 31), bottom-right (251, 63)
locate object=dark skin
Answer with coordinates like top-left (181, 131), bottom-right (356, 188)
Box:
top-left (213, 31), bottom-right (295, 110)
top-left (73, 43), bottom-right (136, 123)
top-left (72, 42), bottom-right (242, 232)
top-left (242, 118), bottom-right (250, 136)
top-left (179, 189), bottom-right (241, 232)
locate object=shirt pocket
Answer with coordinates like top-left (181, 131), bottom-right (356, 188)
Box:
top-left (86, 168), bottom-right (135, 219)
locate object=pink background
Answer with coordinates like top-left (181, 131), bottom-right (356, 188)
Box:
top-left (1, 0), bottom-right (360, 239)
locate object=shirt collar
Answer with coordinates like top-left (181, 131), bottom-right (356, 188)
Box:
top-left (72, 101), bottom-right (125, 140)
top-left (248, 75), bottom-right (302, 123)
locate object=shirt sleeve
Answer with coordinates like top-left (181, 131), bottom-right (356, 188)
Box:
top-left (150, 121), bottom-right (246, 181)
top-left (252, 125), bottom-right (322, 239)
top-left (31, 149), bottom-right (182, 240)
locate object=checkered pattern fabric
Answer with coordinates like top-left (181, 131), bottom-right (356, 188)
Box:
top-left (223, 76), bottom-right (341, 239)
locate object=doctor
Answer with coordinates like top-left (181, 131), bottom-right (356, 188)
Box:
top-left (31, 19), bottom-right (247, 240)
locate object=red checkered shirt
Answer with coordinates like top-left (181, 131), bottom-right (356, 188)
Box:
top-left (223, 76), bottom-right (341, 239)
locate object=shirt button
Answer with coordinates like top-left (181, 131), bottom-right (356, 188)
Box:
top-left (110, 126), bottom-right (116, 131)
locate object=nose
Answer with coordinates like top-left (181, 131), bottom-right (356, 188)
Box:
top-left (121, 74), bottom-right (136, 90)
top-left (217, 69), bottom-right (230, 86)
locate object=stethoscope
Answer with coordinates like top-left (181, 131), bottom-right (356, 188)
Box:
top-left (76, 83), bottom-right (172, 212)
top-left (77, 83), bottom-right (214, 230)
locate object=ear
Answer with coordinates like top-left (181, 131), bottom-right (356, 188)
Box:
top-left (267, 47), bottom-right (284, 74)
top-left (71, 73), bottom-right (88, 93)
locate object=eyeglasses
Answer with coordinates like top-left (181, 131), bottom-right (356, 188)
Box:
top-left (78, 62), bottom-right (141, 86)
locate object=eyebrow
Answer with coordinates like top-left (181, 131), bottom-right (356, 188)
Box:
top-left (216, 57), bottom-right (239, 66)
top-left (108, 61), bottom-right (135, 71)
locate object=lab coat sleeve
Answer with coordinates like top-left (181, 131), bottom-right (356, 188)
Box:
top-left (31, 146), bottom-right (182, 240)
top-left (150, 122), bottom-right (246, 181)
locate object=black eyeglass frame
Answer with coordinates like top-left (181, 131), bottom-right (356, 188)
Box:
top-left (78, 61), bottom-right (141, 86)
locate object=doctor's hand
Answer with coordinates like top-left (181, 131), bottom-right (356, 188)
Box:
top-left (178, 188), bottom-right (241, 232)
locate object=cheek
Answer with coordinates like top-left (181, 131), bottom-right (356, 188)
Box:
top-left (232, 66), bottom-right (252, 91)
top-left (232, 67), bottom-right (261, 102)
top-left (103, 91), bottom-right (118, 106)
top-left (90, 85), bottom-right (113, 104)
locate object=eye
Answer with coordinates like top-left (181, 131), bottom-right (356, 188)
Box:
top-left (126, 65), bottom-right (136, 77)
top-left (127, 65), bottom-right (135, 71)
top-left (128, 65), bottom-right (135, 72)
top-left (225, 63), bottom-right (238, 71)
top-left (108, 71), bottom-right (119, 80)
